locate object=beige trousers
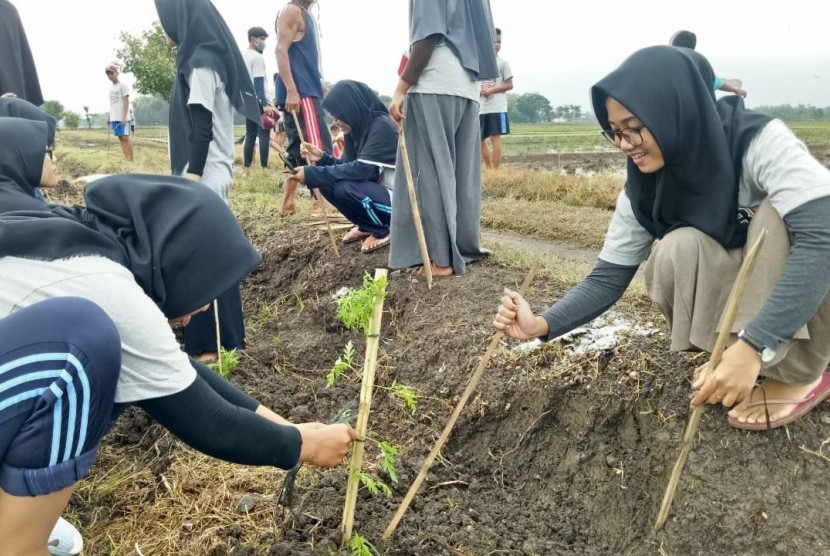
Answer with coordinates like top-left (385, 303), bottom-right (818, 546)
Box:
top-left (643, 200), bottom-right (830, 385)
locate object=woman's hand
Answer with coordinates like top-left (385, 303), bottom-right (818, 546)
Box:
top-left (690, 340), bottom-right (762, 407)
top-left (300, 141), bottom-right (323, 163)
top-left (493, 288), bottom-right (549, 340)
top-left (287, 166), bottom-right (306, 185)
top-left (298, 423), bottom-right (357, 467)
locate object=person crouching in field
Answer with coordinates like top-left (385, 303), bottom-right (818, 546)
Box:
top-left (286, 80), bottom-right (396, 254)
top-left (494, 46), bottom-right (830, 431)
top-left (0, 170), bottom-right (356, 554)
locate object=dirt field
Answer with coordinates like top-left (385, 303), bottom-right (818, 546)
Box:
top-left (57, 146), bottom-right (830, 555)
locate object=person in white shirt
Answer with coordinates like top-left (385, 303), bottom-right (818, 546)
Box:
top-left (479, 28), bottom-right (513, 170)
top-left (105, 64), bottom-right (133, 161)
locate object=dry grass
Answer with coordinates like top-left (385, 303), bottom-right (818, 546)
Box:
top-left (482, 167), bottom-right (623, 210)
top-left (482, 196), bottom-right (614, 250)
top-left (68, 433), bottom-right (297, 555)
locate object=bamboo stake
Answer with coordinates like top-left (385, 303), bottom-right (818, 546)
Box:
top-left (654, 229), bottom-right (767, 531)
top-left (290, 109), bottom-right (340, 258)
top-left (341, 268), bottom-right (389, 543)
top-left (213, 298), bottom-right (222, 377)
top-left (382, 267), bottom-right (537, 540)
top-left (399, 126), bottom-right (433, 290)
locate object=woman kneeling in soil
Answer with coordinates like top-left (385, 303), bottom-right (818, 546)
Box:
top-left (494, 46), bottom-right (830, 431)
top-left (0, 166), bottom-right (355, 553)
top-left (286, 80), bottom-right (396, 254)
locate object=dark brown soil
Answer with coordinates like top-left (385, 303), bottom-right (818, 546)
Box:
top-left (502, 152), bottom-right (626, 175)
top-left (93, 219), bottom-right (830, 556)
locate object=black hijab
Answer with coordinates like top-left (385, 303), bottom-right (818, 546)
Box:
top-left (0, 175), bottom-right (261, 318)
top-left (321, 81), bottom-right (397, 167)
top-left (0, 117), bottom-right (49, 212)
top-left (155, 0), bottom-right (261, 174)
top-left (0, 96), bottom-right (57, 145)
top-left (591, 46), bottom-right (770, 249)
top-left (0, 0), bottom-right (43, 105)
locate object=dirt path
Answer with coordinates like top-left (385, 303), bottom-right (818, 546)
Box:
top-left (482, 228), bottom-right (600, 265)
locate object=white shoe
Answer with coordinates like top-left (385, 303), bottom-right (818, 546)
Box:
top-left (48, 516), bottom-right (84, 555)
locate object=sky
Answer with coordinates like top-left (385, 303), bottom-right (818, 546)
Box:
top-left (14, 0), bottom-right (830, 116)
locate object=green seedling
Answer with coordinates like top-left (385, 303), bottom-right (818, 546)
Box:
top-left (337, 272), bottom-right (388, 333)
top-left (346, 533), bottom-right (380, 556)
top-left (326, 341), bottom-right (356, 387)
top-left (351, 439), bottom-right (398, 498)
top-left (388, 381), bottom-right (418, 414)
top-left (356, 472), bottom-right (391, 497)
top-left (378, 441), bottom-right (399, 484)
top-left (207, 347), bottom-right (238, 378)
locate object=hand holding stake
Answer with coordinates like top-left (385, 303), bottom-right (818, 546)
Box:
top-left (654, 228), bottom-right (767, 530)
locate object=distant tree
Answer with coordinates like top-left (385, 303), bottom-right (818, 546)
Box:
top-left (63, 111), bottom-right (81, 130)
top-left (555, 104), bottom-right (583, 121)
top-left (116, 22), bottom-right (176, 101)
top-left (133, 95), bottom-right (169, 126)
top-left (515, 93), bottom-right (553, 123)
top-left (507, 93), bottom-right (528, 123)
top-left (378, 94), bottom-right (392, 108)
top-left (83, 106), bottom-right (92, 128)
top-left (41, 100), bottom-right (64, 120)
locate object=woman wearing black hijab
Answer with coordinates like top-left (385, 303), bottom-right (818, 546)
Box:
top-left (0, 174), bottom-right (355, 553)
top-left (0, 117), bottom-right (55, 212)
top-left (155, 0), bottom-right (263, 362)
top-left (0, 0), bottom-right (43, 104)
top-left (287, 80), bottom-right (397, 254)
top-left (494, 46), bottom-right (830, 431)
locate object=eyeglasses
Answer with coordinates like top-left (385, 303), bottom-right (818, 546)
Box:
top-left (45, 147), bottom-right (53, 160)
top-left (105, 70), bottom-right (115, 75)
top-left (601, 126), bottom-right (645, 147)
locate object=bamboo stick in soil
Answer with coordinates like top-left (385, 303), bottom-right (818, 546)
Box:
top-left (399, 126), bottom-right (433, 290)
top-left (290, 109), bottom-right (340, 258)
top-left (213, 299), bottom-right (222, 377)
top-left (382, 267), bottom-right (537, 540)
top-left (653, 228), bottom-right (767, 531)
top-left (341, 268), bottom-right (389, 543)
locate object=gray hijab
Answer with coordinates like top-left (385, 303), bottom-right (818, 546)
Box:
top-left (409, 0), bottom-right (498, 80)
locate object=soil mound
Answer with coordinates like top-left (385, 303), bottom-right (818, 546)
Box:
top-left (95, 224), bottom-right (830, 555)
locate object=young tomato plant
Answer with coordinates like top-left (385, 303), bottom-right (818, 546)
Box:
top-left (337, 272), bottom-right (388, 333)
top-left (207, 347), bottom-right (239, 378)
top-left (326, 340), bottom-right (356, 387)
top-left (389, 381), bottom-right (418, 414)
top-left (353, 439), bottom-right (399, 497)
top-left (346, 533), bottom-right (380, 556)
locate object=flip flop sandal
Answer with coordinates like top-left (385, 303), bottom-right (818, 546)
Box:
top-left (342, 227), bottom-right (371, 244)
top-left (728, 372), bottom-right (830, 431)
top-left (361, 235), bottom-right (390, 254)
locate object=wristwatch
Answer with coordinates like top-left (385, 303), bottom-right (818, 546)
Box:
top-left (737, 329), bottom-right (776, 363)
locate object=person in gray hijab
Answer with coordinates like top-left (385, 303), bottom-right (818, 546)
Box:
top-left (388, 0), bottom-right (498, 277)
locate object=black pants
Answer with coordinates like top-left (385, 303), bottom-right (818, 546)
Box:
top-left (243, 118), bottom-right (270, 168)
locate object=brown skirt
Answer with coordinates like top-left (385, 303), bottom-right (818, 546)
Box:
top-left (643, 200), bottom-right (830, 385)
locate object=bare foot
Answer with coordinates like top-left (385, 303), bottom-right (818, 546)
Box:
top-left (280, 181), bottom-right (297, 216)
top-left (360, 235), bottom-right (390, 254)
top-left (728, 376), bottom-right (822, 426)
top-left (416, 262), bottom-right (454, 277)
top-left (196, 351), bottom-right (219, 363)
